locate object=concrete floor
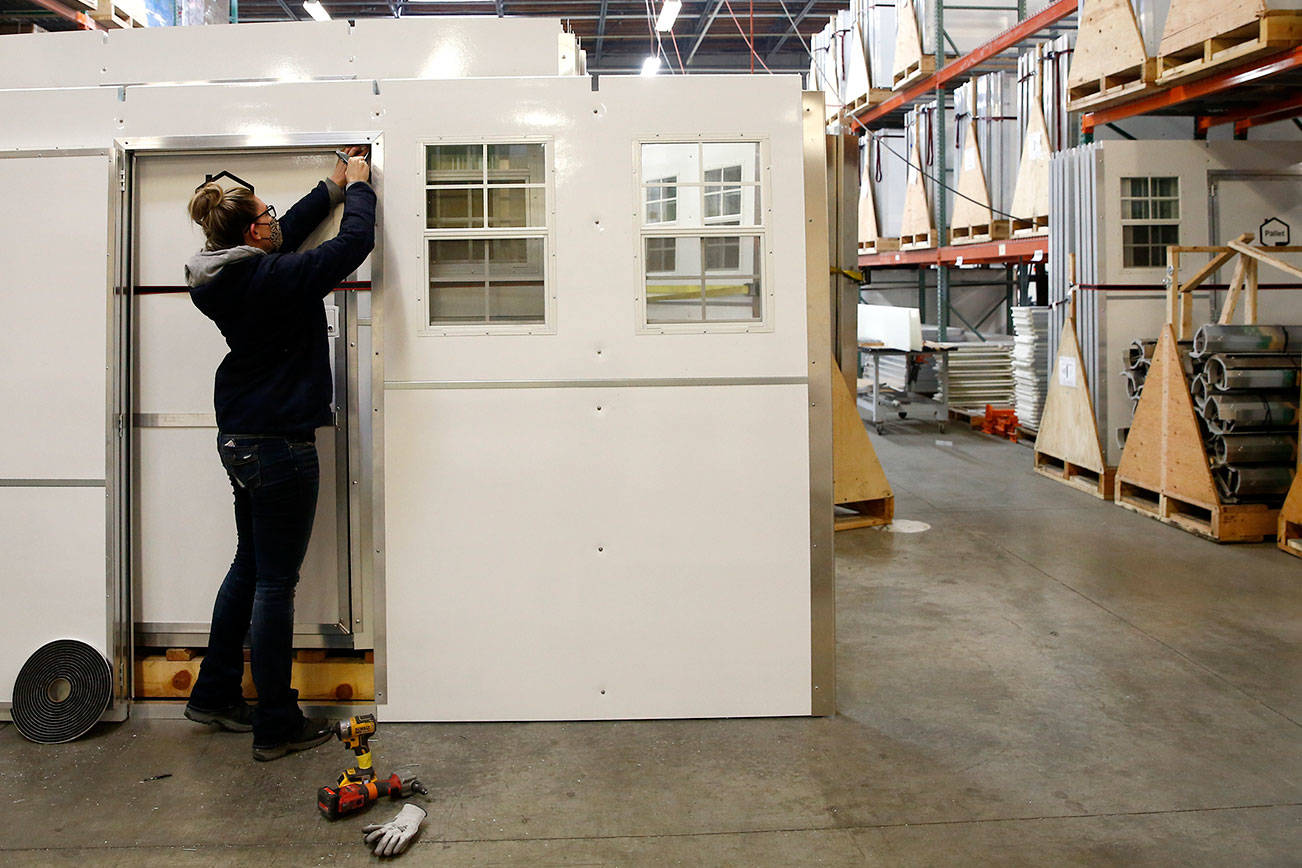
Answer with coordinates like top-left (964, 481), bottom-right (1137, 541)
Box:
top-left (2, 425), bottom-right (1299, 865)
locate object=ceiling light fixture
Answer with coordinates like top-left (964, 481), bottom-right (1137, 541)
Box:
top-left (655, 0), bottom-right (682, 32)
top-left (302, 0), bottom-right (331, 21)
top-left (641, 55), bottom-right (662, 76)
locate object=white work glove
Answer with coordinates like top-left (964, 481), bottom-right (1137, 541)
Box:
top-left (362, 803), bottom-right (427, 857)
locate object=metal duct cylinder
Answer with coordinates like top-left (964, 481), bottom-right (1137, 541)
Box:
top-left (1191, 324), bottom-right (1302, 358)
top-left (1189, 372), bottom-right (1210, 408)
top-left (1116, 427), bottom-right (1130, 449)
top-left (1202, 393), bottom-right (1300, 433)
top-left (1223, 465), bottom-right (1296, 499)
top-left (1212, 433), bottom-right (1298, 465)
top-left (1204, 354), bottom-right (1301, 391)
top-left (1128, 339), bottom-right (1156, 369)
top-left (1123, 368), bottom-right (1147, 399)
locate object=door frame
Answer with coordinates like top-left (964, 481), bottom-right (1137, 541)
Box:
top-left (116, 133), bottom-right (385, 686)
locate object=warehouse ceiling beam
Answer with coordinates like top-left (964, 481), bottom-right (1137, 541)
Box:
top-left (765, 0), bottom-right (817, 63)
top-left (495, 0), bottom-right (504, 15)
top-left (275, 0), bottom-right (300, 19)
top-left (684, 0), bottom-right (726, 68)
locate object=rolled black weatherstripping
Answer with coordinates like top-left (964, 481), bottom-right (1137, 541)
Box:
top-left (12, 640), bottom-right (112, 744)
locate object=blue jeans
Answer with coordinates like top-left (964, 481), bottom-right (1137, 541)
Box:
top-left (190, 433), bottom-right (320, 743)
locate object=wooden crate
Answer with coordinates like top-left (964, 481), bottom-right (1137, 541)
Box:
top-left (1113, 326), bottom-right (1282, 543)
top-left (950, 220), bottom-right (1012, 245)
top-left (859, 238), bottom-right (901, 256)
top-left (1011, 215), bottom-right (1049, 238)
top-left (899, 230), bottom-right (938, 250)
top-left (844, 89), bottom-right (894, 116)
top-left (1156, 12), bottom-right (1302, 86)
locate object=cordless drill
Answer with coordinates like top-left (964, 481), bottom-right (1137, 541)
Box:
top-left (335, 714), bottom-right (378, 786)
top-left (317, 772), bottom-right (427, 820)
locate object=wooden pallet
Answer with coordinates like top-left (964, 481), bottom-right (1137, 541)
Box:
top-left (1066, 59), bottom-right (1157, 112)
top-left (835, 497), bottom-right (896, 531)
top-left (892, 55), bottom-right (937, 90)
top-left (844, 89), bottom-right (894, 116)
top-left (1156, 12), bottom-right (1302, 85)
top-left (135, 649), bottom-right (374, 701)
top-left (1116, 480), bottom-right (1278, 542)
top-left (1067, 0), bottom-right (1157, 112)
top-left (899, 230), bottom-right (939, 250)
top-left (950, 220), bottom-right (1012, 245)
top-left (1011, 215), bottom-right (1049, 237)
top-left (834, 357), bottom-right (895, 531)
top-left (1036, 452), bottom-right (1117, 500)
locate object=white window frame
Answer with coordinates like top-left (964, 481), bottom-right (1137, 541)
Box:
top-left (1119, 176), bottom-right (1180, 270)
top-left (420, 137), bottom-right (556, 336)
top-left (634, 137), bottom-right (772, 335)
top-left (645, 175), bottom-right (679, 226)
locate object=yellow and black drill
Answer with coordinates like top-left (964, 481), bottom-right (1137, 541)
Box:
top-left (334, 714), bottom-right (378, 787)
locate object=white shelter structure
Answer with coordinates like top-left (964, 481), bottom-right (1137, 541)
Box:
top-left (0, 17), bottom-right (834, 724)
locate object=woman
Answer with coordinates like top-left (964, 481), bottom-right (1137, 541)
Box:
top-left (182, 148), bottom-right (375, 761)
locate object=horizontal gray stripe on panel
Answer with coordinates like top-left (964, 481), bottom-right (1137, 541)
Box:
top-left (386, 376), bottom-right (809, 390)
top-left (0, 479), bottom-right (106, 487)
top-left (134, 413), bottom-right (218, 428)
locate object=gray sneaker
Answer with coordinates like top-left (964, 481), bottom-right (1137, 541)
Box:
top-left (252, 717), bottom-right (334, 761)
top-left (184, 701), bottom-right (254, 733)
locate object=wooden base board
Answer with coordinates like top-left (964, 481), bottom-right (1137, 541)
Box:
top-left (1281, 532), bottom-right (1302, 558)
top-left (1065, 58), bottom-right (1157, 112)
top-left (845, 88), bottom-right (894, 115)
top-left (135, 652), bottom-right (374, 701)
top-left (859, 238), bottom-right (901, 256)
top-left (899, 230), bottom-right (939, 250)
top-left (1157, 13), bottom-right (1302, 86)
top-left (1011, 216), bottom-right (1049, 237)
top-left (892, 56), bottom-right (938, 90)
top-left (950, 220), bottom-right (1012, 245)
top-left (834, 497), bottom-right (895, 531)
top-left (1035, 452), bottom-right (1117, 500)
top-left (1115, 477), bottom-right (1278, 543)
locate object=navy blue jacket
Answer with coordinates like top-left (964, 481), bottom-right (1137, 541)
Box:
top-left (188, 180), bottom-right (376, 438)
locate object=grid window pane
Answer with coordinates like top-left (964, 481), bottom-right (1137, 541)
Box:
top-left (487, 281), bottom-right (546, 322)
top-left (704, 276), bottom-right (761, 322)
top-left (426, 188), bottom-right (485, 229)
top-left (486, 144), bottom-right (545, 184)
top-left (646, 279), bottom-right (703, 323)
top-left (646, 237), bottom-right (677, 273)
top-left (641, 144), bottom-right (700, 185)
top-left (429, 238), bottom-right (487, 276)
top-left (487, 186), bottom-right (546, 228)
top-left (702, 143), bottom-right (759, 181)
top-left (428, 283), bottom-right (486, 323)
top-left (487, 238), bottom-right (544, 276)
top-left (705, 236), bottom-right (741, 271)
top-left (426, 145), bottom-right (483, 184)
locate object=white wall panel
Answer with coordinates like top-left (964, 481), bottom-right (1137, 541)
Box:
top-left (382, 385), bottom-right (812, 721)
top-left (0, 87), bottom-right (119, 150)
top-left (0, 18), bottom-right (565, 91)
top-left (133, 427), bottom-right (342, 626)
top-left (0, 154), bottom-right (108, 480)
top-left (0, 488), bottom-right (107, 702)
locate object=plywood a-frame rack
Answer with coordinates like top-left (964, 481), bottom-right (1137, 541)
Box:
top-left (1066, 0), bottom-right (1156, 112)
top-left (1010, 48), bottom-right (1051, 238)
top-left (1277, 382), bottom-right (1302, 558)
top-left (891, 0), bottom-right (937, 89)
top-left (832, 358), bottom-right (895, 530)
top-left (1033, 294), bottom-right (1114, 499)
top-left (898, 119), bottom-right (936, 249)
top-left (858, 168), bottom-right (899, 254)
top-left (949, 119), bottom-right (1009, 245)
top-left (1114, 326), bottom-right (1278, 543)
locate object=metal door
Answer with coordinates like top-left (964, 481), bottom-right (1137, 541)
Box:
top-left (130, 145), bottom-right (370, 649)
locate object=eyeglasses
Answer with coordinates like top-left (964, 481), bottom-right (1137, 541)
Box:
top-left (252, 204), bottom-right (277, 224)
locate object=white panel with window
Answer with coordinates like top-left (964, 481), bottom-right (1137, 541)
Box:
top-left (637, 141), bottom-right (770, 332)
top-left (422, 141), bottom-right (554, 334)
top-left (1120, 176), bottom-right (1179, 269)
